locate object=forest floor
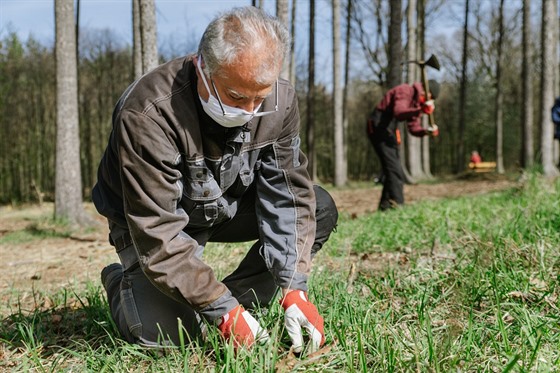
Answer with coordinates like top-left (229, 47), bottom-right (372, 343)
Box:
top-left (0, 172), bottom-right (519, 311)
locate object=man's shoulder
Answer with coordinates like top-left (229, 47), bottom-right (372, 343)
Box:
top-left (116, 56), bottom-right (195, 115)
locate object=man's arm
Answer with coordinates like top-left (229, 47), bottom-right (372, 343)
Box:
top-left (117, 109), bottom-right (236, 320)
top-left (255, 88), bottom-right (316, 292)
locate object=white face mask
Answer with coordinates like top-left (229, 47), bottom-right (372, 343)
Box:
top-left (196, 56), bottom-right (278, 128)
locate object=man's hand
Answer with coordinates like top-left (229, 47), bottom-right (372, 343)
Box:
top-left (280, 290), bottom-right (325, 353)
top-left (422, 100), bottom-right (435, 114)
top-left (426, 124), bottom-right (439, 137)
top-left (217, 305), bottom-right (269, 349)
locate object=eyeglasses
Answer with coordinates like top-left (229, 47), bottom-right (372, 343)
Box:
top-left (210, 78), bottom-right (279, 118)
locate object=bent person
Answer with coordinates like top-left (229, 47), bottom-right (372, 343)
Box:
top-left (366, 81), bottom-right (440, 211)
top-left (92, 6), bottom-right (338, 352)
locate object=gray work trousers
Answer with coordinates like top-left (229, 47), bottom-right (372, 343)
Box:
top-left (104, 185), bottom-right (338, 346)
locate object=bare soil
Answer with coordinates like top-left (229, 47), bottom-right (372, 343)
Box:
top-left (0, 174), bottom-right (518, 312)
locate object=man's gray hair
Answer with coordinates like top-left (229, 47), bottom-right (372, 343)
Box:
top-left (198, 6), bottom-right (290, 84)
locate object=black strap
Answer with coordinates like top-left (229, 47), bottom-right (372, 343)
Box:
top-left (113, 232), bottom-right (139, 271)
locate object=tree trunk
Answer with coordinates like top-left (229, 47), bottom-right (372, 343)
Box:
top-left (418, 0), bottom-right (432, 178)
top-left (55, 0), bottom-right (85, 225)
top-left (289, 0), bottom-right (297, 85)
top-left (521, 0), bottom-right (534, 168)
top-left (276, 0), bottom-right (290, 81)
top-left (132, 0), bottom-right (142, 79)
top-left (494, 0), bottom-right (505, 174)
top-left (388, 0), bottom-right (413, 184)
top-left (540, 0), bottom-right (559, 176)
top-left (306, 0), bottom-right (317, 181)
top-left (139, 0), bottom-right (158, 73)
top-left (406, 0), bottom-right (424, 179)
top-left (342, 0), bottom-right (352, 180)
top-left (456, 0), bottom-right (469, 173)
top-left (387, 0), bottom-right (402, 88)
top-left (333, 0), bottom-right (346, 186)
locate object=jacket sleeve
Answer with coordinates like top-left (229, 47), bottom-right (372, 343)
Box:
top-left (255, 90), bottom-right (316, 292)
top-left (393, 84), bottom-right (427, 137)
top-left (116, 109), bottom-right (236, 320)
top-left (406, 117), bottom-right (427, 137)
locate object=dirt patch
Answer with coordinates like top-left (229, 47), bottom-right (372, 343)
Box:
top-left (330, 173), bottom-right (518, 217)
top-left (0, 174), bottom-right (519, 311)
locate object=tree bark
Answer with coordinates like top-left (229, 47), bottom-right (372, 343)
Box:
top-left (387, 0), bottom-right (402, 88)
top-left (139, 0), bottom-right (158, 73)
top-left (306, 0), bottom-right (317, 181)
top-left (417, 0), bottom-right (432, 178)
top-left (494, 0), bottom-right (505, 174)
top-left (406, 0), bottom-right (424, 179)
top-left (289, 0), bottom-right (297, 85)
top-left (55, 0), bottom-right (85, 224)
top-left (540, 0), bottom-right (559, 176)
top-left (333, 0), bottom-right (346, 186)
top-left (521, 0), bottom-right (534, 168)
top-left (276, 0), bottom-right (290, 81)
top-left (342, 0), bottom-right (352, 181)
top-left (132, 0), bottom-right (142, 79)
top-left (388, 0), bottom-right (413, 184)
top-left (456, 0), bottom-right (469, 173)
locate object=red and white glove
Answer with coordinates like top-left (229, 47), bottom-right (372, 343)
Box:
top-left (422, 100), bottom-right (435, 114)
top-left (426, 124), bottom-right (439, 137)
top-left (217, 305), bottom-right (269, 349)
top-left (280, 290), bottom-right (325, 353)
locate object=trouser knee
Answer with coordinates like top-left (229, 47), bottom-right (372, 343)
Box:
top-left (312, 185), bottom-right (338, 255)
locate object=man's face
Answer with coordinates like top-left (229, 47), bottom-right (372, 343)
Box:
top-left (196, 54), bottom-right (277, 114)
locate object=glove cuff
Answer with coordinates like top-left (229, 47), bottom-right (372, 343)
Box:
top-left (218, 305), bottom-right (243, 329)
top-left (280, 290), bottom-right (308, 310)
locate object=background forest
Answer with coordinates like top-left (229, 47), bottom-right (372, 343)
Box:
top-left (0, 0), bottom-right (559, 206)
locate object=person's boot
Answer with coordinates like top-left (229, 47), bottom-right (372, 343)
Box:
top-left (101, 263), bottom-right (123, 304)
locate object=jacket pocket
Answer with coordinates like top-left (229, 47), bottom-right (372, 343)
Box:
top-left (180, 161), bottom-right (222, 226)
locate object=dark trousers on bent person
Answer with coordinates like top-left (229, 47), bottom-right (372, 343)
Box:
top-left (368, 129), bottom-right (405, 211)
top-left (103, 185), bottom-right (338, 346)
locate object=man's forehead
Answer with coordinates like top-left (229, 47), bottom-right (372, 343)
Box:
top-left (216, 65), bottom-right (275, 94)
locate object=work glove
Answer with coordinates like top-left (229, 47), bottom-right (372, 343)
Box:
top-left (422, 99), bottom-right (435, 114)
top-left (217, 305), bottom-right (269, 349)
top-left (280, 290), bottom-right (325, 354)
top-left (426, 124), bottom-right (439, 137)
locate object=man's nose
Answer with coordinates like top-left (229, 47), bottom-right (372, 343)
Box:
top-left (237, 101), bottom-right (258, 113)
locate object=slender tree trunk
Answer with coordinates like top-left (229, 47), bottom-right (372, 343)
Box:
top-left (289, 0), bottom-right (297, 85)
top-left (456, 0), bottom-right (469, 173)
top-left (55, 0), bottom-right (85, 224)
top-left (132, 0), bottom-right (142, 79)
top-left (521, 0), bottom-right (534, 168)
top-left (333, 0), bottom-right (346, 186)
top-left (389, 0), bottom-right (413, 184)
top-left (495, 0), bottom-right (505, 174)
top-left (387, 0), bottom-right (402, 88)
top-left (140, 0), bottom-right (158, 73)
top-left (342, 0), bottom-right (352, 179)
top-left (418, 0), bottom-right (431, 178)
top-left (540, 0), bottom-right (559, 176)
top-left (276, 0), bottom-right (290, 81)
top-left (307, 0), bottom-right (317, 181)
top-left (406, 0), bottom-right (423, 179)
top-left (388, 0), bottom-right (411, 184)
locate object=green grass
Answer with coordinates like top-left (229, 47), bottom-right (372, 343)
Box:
top-left (0, 219), bottom-right (74, 244)
top-left (1, 173), bottom-right (559, 371)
